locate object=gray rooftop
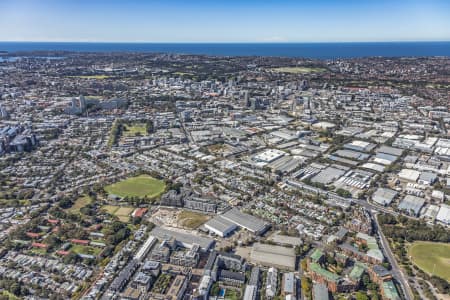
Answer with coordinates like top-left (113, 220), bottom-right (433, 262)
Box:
top-left (311, 166), bottom-right (346, 185)
top-left (221, 208), bottom-right (269, 235)
top-left (398, 195), bottom-right (425, 216)
top-left (204, 215), bottom-right (237, 234)
top-left (377, 145), bottom-right (403, 156)
top-left (313, 283), bottom-right (330, 300)
top-left (372, 188), bottom-right (398, 206)
top-left (150, 226), bottom-right (214, 251)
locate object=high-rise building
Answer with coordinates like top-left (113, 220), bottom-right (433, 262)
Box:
top-left (0, 105), bottom-right (8, 119)
top-left (243, 90), bottom-right (250, 107)
top-left (79, 95), bottom-right (87, 111)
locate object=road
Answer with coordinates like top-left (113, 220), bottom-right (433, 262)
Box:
top-left (373, 213), bottom-right (414, 300)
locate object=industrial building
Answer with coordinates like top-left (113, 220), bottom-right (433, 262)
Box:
top-left (372, 188), bottom-right (398, 206)
top-left (150, 226), bottom-right (214, 251)
top-left (204, 215), bottom-right (238, 237)
top-left (398, 169), bottom-right (421, 182)
top-left (221, 208), bottom-right (269, 236)
top-left (398, 195), bottom-right (426, 216)
top-left (436, 204), bottom-right (450, 225)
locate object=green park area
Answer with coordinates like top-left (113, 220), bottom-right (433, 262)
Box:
top-left (70, 244), bottom-right (102, 257)
top-left (68, 195), bottom-right (92, 214)
top-left (408, 241), bottom-right (450, 281)
top-left (104, 174), bottom-right (166, 198)
top-left (177, 210), bottom-right (210, 229)
top-left (270, 66), bottom-right (326, 74)
top-left (123, 123), bottom-right (148, 137)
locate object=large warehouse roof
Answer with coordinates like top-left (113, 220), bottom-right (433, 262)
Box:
top-left (151, 226), bottom-right (214, 251)
top-left (221, 208), bottom-right (269, 235)
top-left (398, 195), bottom-right (425, 216)
top-left (372, 188), bottom-right (398, 206)
top-left (204, 215), bottom-right (237, 237)
top-left (436, 204), bottom-right (450, 225)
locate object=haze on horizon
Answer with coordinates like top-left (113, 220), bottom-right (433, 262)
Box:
top-left (0, 0), bottom-right (449, 43)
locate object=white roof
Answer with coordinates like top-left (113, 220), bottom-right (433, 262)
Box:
top-left (351, 140), bottom-right (370, 148)
top-left (398, 169), bottom-right (420, 182)
top-left (436, 205), bottom-right (450, 225)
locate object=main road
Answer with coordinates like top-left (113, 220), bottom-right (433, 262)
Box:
top-left (373, 213), bottom-right (414, 300)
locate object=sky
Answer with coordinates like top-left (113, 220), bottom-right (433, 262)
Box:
top-left (0, 0), bottom-right (449, 43)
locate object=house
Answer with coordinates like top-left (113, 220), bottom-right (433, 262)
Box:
top-left (31, 242), bottom-right (48, 249)
top-left (132, 208), bottom-right (148, 218)
top-left (26, 232), bottom-right (40, 239)
top-left (71, 239), bottom-right (90, 245)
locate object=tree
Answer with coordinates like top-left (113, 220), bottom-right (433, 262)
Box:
top-left (301, 277), bottom-right (312, 299)
top-left (355, 292), bottom-right (369, 300)
top-left (326, 255), bottom-right (336, 266)
top-left (10, 283), bottom-right (21, 296)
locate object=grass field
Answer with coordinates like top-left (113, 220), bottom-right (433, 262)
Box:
top-left (101, 205), bottom-right (134, 222)
top-left (68, 195), bottom-right (92, 213)
top-left (1, 291), bottom-right (20, 300)
top-left (123, 123), bottom-right (147, 137)
top-left (270, 66), bottom-right (326, 74)
top-left (408, 241), bottom-right (450, 281)
top-left (104, 174), bottom-right (166, 198)
top-left (177, 210), bottom-right (210, 229)
top-left (224, 289), bottom-right (241, 300)
top-left (71, 244), bottom-right (102, 256)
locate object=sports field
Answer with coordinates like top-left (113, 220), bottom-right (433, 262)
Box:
top-left (71, 244), bottom-right (102, 256)
top-left (104, 175), bottom-right (166, 198)
top-left (123, 123), bottom-right (147, 137)
top-left (101, 205), bottom-right (134, 222)
top-left (408, 241), bottom-right (450, 281)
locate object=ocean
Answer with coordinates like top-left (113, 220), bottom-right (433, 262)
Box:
top-left (0, 42), bottom-right (449, 59)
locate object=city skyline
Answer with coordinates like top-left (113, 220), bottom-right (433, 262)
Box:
top-left (0, 0), bottom-right (450, 43)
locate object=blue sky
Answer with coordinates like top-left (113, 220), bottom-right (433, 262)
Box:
top-left (0, 0), bottom-right (449, 42)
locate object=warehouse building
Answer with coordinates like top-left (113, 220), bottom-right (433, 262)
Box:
top-left (436, 204), bottom-right (450, 225)
top-left (221, 208), bottom-right (269, 236)
top-left (204, 215), bottom-right (238, 237)
top-left (150, 226), bottom-right (214, 251)
top-left (311, 165), bottom-right (348, 185)
top-left (343, 140), bottom-right (376, 153)
top-left (376, 145), bottom-right (404, 157)
top-left (372, 188), bottom-right (398, 206)
top-left (418, 172), bottom-right (438, 185)
top-left (398, 195), bottom-right (425, 216)
top-left (398, 169), bottom-right (420, 182)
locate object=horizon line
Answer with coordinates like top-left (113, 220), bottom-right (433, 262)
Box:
top-left (1, 40), bottom-right (450, 44)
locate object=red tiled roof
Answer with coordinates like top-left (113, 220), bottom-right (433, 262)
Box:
top-left (31, 242), bottom-right (48, 248)
top-left (26, 232), bottom-right (40, 238)
top-left (133, 208), bottom-right (148, 218)
top-left (71, 239), bottom-right (90, 245)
